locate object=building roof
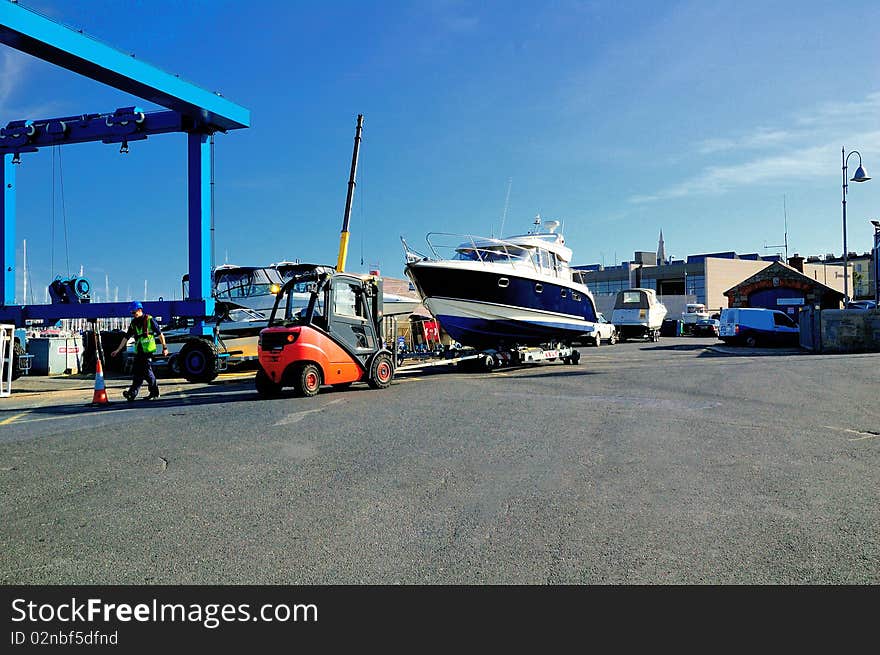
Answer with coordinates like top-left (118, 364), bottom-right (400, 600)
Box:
top-left (722, 260), bottom-right (844, 298)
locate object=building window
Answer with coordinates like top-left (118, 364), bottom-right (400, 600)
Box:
top-left (686, 274), bottom-right (706, 304)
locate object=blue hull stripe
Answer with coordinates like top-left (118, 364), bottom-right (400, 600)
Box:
top-left (437, 314), bottom-right (588, 346)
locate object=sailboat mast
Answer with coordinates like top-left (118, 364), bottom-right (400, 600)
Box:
top-left (336, 114), bottom-right (364, 273)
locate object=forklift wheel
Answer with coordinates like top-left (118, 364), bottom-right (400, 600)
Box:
top-left (293, 363), bottom-right (323, 397)
top-left (367, 352), bottom-right (394, 389)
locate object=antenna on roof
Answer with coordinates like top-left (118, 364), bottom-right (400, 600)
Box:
top-left (530, 214), bottom-right (542, 234)
top-left (497, 177), bottom-right (512, 237)
top-left (764, 195), bottom-right (789, 260)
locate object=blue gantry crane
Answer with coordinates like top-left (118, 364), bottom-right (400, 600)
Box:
top-left (0, 1), bottom-right (250, 380)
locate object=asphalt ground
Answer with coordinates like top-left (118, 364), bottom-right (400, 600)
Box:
top-left (1, 337), bottom-right (878, 584)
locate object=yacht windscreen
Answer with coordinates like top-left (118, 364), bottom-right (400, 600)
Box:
top-left (615, 291), bottom-right (649, 309)
top-left (216, 269), bottom-right (283, 298)
top-left (454, 245), bottom-right (531, 262)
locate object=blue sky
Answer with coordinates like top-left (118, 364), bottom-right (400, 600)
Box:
top-left (3, 0), bottom-right (880, 303)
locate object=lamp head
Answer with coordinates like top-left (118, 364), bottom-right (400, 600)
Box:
top-left (851, 165), bottom-right (870, 183)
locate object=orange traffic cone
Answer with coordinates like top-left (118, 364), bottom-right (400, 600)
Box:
top-left (89, 356), bottom-right (110, 407)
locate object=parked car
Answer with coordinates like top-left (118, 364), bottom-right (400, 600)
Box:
top-left (586, 313), bottom-right (618, 346)
top-left (692, 317), bottom-right (720, 337)
top-left (845, 300), bottom-right (877, 311)
top-left (718, 308), bottom-right (799, 347)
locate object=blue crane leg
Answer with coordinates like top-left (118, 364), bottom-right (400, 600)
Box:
top-left (187, 132), bottom-right (214, 336)
top-left (1, 155), bottom-right (14, 306)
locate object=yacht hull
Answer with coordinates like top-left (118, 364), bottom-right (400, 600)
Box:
top-left (406, 262), bottom-right (598, 347)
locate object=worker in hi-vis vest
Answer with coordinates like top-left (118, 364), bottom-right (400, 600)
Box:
top-left (111, 301), bottom-right (169, 401)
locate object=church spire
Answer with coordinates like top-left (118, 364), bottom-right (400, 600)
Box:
top-left (657, 229), bottom-right (666, 266)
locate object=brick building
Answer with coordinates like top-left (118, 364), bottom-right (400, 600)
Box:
top-left (723, 260), bottom-right (844, 318)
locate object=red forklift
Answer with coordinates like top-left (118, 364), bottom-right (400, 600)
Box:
top-left (255, 269), bottom-right (395, 397)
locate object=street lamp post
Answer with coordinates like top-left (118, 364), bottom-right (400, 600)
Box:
top-left (841, 147), bottom-right (871, 304)
top-left (872, 219), bottom-right (880, 304)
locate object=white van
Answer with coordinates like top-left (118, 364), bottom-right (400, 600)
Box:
top-left (718, 308), bottom-right (799, 347)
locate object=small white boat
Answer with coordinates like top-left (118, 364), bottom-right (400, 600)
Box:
top-left (681, 302), bottom-right (711, 325)
top-left (611, 288), bottom-right (668, 341)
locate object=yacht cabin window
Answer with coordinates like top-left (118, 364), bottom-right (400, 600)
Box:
top-left (454, 245), bottom-right (531, 263)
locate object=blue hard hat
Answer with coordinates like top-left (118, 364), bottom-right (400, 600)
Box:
top-left (129, 301), bottom-right (143, 312)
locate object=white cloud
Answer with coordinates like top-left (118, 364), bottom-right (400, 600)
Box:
top-left (632, 92), bottom-right (880, 203)
top-left (697, 128), bottom-right (792, 154)
top-left (795, 92), bottom-right (880, 127)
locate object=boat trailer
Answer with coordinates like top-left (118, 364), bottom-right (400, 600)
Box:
top-left (395, 343), bottom-right (581, 374)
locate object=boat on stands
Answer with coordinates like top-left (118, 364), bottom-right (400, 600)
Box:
top-left (402, 216), bottom-right (600, 348)
top-left (610, 288), bottom-right (668, 342)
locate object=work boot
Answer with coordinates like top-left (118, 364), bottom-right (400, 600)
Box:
top-left (122, 389), bottom-right (136, 402)
top-left (147, 388), bottom-right (160, 401)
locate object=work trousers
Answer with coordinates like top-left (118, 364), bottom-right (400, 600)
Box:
top-left (129, 352), bottom-right (159, 397)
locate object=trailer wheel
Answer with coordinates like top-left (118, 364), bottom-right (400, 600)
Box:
top-left (255, 368), bottom-right (282, 397)
top-left (292, 363), bottom-right (323, 397)
top-left (179, 339), bottom-right (219, 383)
top-left (745, 335), bottom-right (757, 347)
top-left (570, 349), bottom-right (581, 365)
top-left (368, 352), bottom-right (394, 389)
top-left (167, 354), bottom-right (181, 376)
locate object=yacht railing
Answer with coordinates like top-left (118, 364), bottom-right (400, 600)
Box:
top-left (420, 232), bottom-right (543, 275)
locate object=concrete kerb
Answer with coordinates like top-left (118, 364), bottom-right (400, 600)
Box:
top-left (707, 344), bottom-right (807, 356)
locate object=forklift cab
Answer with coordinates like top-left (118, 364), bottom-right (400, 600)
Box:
top-left (327, 274), bottom-right (384, 355)
top-left (270, 272), bottom-right (384, 360)
top-left (258, 270), bottom-right (393, 397)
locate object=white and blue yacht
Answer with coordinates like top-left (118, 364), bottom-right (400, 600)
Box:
top-left (403, 217), bottom-right (599, 348)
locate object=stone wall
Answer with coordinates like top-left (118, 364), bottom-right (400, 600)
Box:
top-left (799, 307), bottom-right (880, 353)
